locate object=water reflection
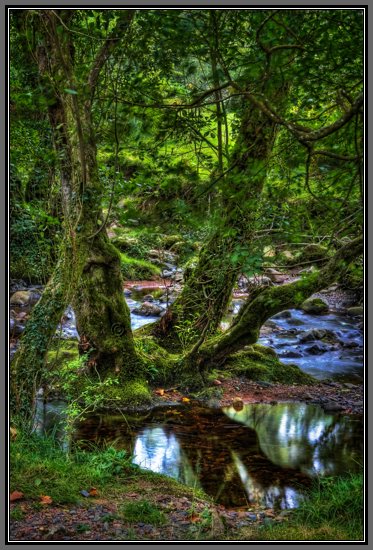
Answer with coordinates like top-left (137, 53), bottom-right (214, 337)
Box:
top-left (224, 403), bottom-right (363, 477)
top-left (73, 403), bottom-right (362, 509)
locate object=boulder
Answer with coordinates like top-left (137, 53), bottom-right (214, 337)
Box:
top-left (264, 268), bottom-right (287, 283)
top-left (304, 343), bottom-right (330, 355)
top-left (272, 310), bottom-right (292, 320)
top-left (10, 317), bottom-right (25, 336)
top-left (300, 298), bottom-right (329, 315)
top-left (124, 288), bottom-right (132, 296)
top-left (142, 294), bottom-right (154, 302)
top-left (248, 275), bottom-right (273, 287)
top-left (9, 290), bottom-right (41, 306)
top-left (346, 306), bottom-right (364, 317)
top-left (132, 302), bottom-right (164, 317)
top-left (299, 328), bottom-right (336, 343)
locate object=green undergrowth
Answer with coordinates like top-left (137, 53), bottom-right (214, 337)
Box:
top-left (119, 253), bottom-right (161, 280)
top-left (222, 344), bottom-right (314, 385)
top-left (9, 429), bottom-right (209, 507)
top-left (247, 472), bottom-right (364, 541)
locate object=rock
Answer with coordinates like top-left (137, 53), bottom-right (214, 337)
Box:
top-left (344, 383), bottom-right (357, 389)
top-left (132, 302), bottom-right (164, 317)
top-left (272, 310), bottom-right (292, 319)
top-left (232, 397), bottom-right (244, 411)
top-left (278, 350), bottom-right (303, 358)
top-left (173, 271), bottom-right (184, 283)
top-left (265, 268), bottom-right (287, 283)
top-left (301, 298), bottom-right (329, 314)
top-left (322, 401), bottom-right (343, 412)
top-left (247, 513), bottom-right (257, 521)
top-left (161, 270), bottom-right (173, 278)
top-left (142, 294), bottom-right (154, 302)
top-left (9, 290), bottom-right (40, 306)
top-left (10, 317), bottom-right (25, 336)
top-left (248, 275), bottom-right (273, 287)
top-left (299, 328), bottom-right (336, 343)
top-left (213, 379), bottom-right (222, 386)
top-left (304, 343), bottom-right (329, 355)
top-left (347, 306), bottom-right (364, 317)
top-left (124, 288), bottom-right (132, 296)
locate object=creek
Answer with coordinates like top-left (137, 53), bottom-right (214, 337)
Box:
top-left (34, 399), bottom-right (363, 509)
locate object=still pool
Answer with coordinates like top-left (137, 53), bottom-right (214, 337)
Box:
top-left (50, 402), bottom-right (364, 509)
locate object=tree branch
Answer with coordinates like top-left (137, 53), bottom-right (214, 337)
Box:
top-left (87, 10), bottom-right (135, 100)
top-left (194, 235), bottom-right (363, 370)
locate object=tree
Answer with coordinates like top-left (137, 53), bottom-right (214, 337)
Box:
top-left (10, 8), bottom-right (364, 422)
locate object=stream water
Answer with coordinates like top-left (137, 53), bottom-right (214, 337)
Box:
top-left (35, 400), bottom-right (363, 509)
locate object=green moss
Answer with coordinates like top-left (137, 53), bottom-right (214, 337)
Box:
top-left (134, 336), bottom-right (178, 385)
top-left (224, 346), bottom-right (314, 385)
top-left (119, 253), bottom-right (161, 280)
top-left (301, 297), bottom-right (329, 314)
top-left (46, 339), bottom-right (79, 370)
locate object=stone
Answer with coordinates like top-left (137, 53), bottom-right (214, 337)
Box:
top-left (10, 318), bottom-right (25, 336)
top-left (142, 294), bottom-right (154, 302)
top-left (301, 298), bottom-right (329, 315)
top-left (347, 306), bottom-right (364, 317)
top-left (272, 310), bottom-right (292, 319)
top-left (265, 268), bottom-right (287, 283)
top-left (132, 302), bottom-right (164, 317)
top-left (304, 343), bottom-right (329, 355)
top-left (278, 350), bottom-right (303, 358)
top-left (10, 290), bottom-right (40, 306)
top-left (124, 288), bottom-right (132, 296)
top-left (322, 401), bottom-right (343, 412)
top-left (248, 275), bottom-right (273, 287)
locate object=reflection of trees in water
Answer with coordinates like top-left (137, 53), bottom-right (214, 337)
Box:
top-left (73, 404), bottom-right (361, 508)
top-left (224, 403), bottom-right (363, 475)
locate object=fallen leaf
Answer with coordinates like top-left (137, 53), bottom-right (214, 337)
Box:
top-left (89, 487), bottom-right (98, 497)
top-left (40, 495), bottom-right (53, 505)
top-left (190, 513), bottom-right (201, 522)
top-left (10, 491), bottom-right (24, 502)
top-left (155, 388), bottom-right (165, 396)
top-left (182, 397), bottom-right (190, 403)
top-left (10, 427), bottom-right (17, 440)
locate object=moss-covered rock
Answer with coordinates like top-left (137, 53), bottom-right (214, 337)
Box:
top-left (119, 253), bottom-right (161, 280)
top-left (223, 345), bottom-right (314, 385)
top-left (301, 298), bottom-right (329, 314)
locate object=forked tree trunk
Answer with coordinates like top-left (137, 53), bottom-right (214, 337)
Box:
top-left (152, 103), bottom-right (277, 347)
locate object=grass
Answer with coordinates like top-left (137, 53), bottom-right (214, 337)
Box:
top-left (10, 430), bottom-right (136, 504)
top-left (119, 252), bottom-right (161, 280)
top-left (119, 500), bottom-right (167, 526)
top-left (246, 472), bottom-right (364, 541)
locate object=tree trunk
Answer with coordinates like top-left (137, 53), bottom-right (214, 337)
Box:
top-left (152, 102), bottom-right (277, 348)
top-left (188, 236), bottom-right (363, 375)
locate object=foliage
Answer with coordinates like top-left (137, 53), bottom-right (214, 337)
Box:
top-left (119, 500), bottom-right (167, 526)
top-left (251, 472), bottom-right (364, 541)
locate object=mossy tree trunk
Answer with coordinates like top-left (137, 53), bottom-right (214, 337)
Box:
top-left (153, 102), bottom-right (277, 348)
top-left (184, 236), bottom-right (363, 377)
top-left (11, 10), bottom-right (139, 421)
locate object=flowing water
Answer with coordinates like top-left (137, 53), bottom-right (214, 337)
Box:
top-left (35, 400), bottom-right (363, 509)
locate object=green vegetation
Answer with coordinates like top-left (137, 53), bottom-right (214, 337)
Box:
top-left (9, 7), bottom-right (364, 542)
top-left (249, 473), bottom-right (364, 541)
top-left (119, 253), bottom-right (161, 280)
top-left (119, 500), bottom-right (167, 526)
top-left (223, 345), bottom-right (314, 385)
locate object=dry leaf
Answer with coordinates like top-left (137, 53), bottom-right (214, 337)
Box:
top-left (40, 495), bottom-right (53, 505)
top-left (182, 397), bottom-right (190, 403)
top-left (89, 487), bottom-right (98, 497)
top-left (10, 491), bottom-right (24, 502)
top-left (155, 388), bottom-right (165, 396)
top-left (10, 427), bottom-right (18, 440)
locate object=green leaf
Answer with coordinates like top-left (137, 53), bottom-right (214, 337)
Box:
top-left (64, 88), bottom-right (78, 95)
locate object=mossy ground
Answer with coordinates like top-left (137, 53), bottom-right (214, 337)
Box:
top-left (221, 344), bottom-right (314, 385)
